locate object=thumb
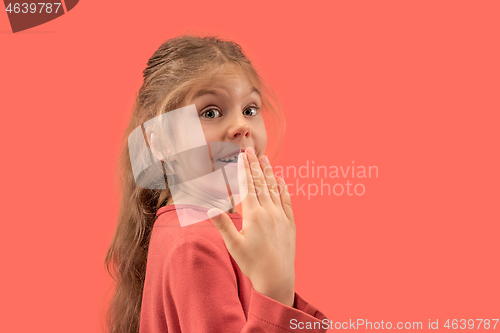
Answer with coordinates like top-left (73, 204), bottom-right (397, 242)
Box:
top-left (207, 208), bottom-right (240, 248)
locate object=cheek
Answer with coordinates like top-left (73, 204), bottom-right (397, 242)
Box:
top-left (254, 121), bottom-right (268, 153)
top-left (200, 124), bottom-right (221, 143)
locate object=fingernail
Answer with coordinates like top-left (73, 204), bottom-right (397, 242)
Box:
top-left (261, 155), bottom-right (269, 163)
top-left (279, 178), bottom-right (287, 190)
top-left (246, 147), bottom-right (255, 155)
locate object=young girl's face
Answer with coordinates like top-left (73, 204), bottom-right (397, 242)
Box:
top-left (164, 66), bottom-right (267, 205)
top-left (186, 67), bottom-right (267, 160)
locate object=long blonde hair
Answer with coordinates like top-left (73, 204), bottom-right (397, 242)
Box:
top-left (103, 35), bottom-right (284, 333)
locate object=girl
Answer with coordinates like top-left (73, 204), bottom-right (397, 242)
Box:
top-left (105, 35), bottom-right (328, 333)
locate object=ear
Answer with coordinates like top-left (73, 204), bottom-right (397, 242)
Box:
top-left (148, 130), bottom-right (172, 161)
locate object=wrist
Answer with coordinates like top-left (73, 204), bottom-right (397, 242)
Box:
top-left (254, 284), bottom-right (295, 307)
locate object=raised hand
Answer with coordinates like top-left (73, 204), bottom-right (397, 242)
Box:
top-left (208, 147), bottom-right (296, 307)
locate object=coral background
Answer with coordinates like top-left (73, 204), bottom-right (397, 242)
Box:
top-left (1, 1), bottom-right (498, 332)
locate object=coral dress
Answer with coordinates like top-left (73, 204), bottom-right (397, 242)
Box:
top-left (139, 204), bottom-right (329, 332)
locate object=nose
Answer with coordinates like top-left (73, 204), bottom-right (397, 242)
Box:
top-left (227, 113), bottom-right (250, 139)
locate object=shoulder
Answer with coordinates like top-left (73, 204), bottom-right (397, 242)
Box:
top-left (151, 206), bottom-right (227, 253)
top-left (148, 205), bottom-right (240, 273)
top-left (168, 234), bottom-right (230, 266)
top-left (160, 233), bottom-right (241, 296)
top-left (147, 204), bottom-right (243, 281)
top-left (151, 204), bottom-right (241, 254)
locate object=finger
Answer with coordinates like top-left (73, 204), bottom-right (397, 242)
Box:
top-left (246, 147), bottom-right (272, 206)
top-left (259, 155), bottom-right (281, 207)
top-left (238, 151), bottom-right (258, 208)
top-left (278, 178), bottom-right (294, 222)
top-left (207, 208), bottom-right (242, 250)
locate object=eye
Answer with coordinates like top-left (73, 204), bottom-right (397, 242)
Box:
top-left (200, 107), bottom-right (221, 119)
top-left (243, 105), bottom-right (260, 116)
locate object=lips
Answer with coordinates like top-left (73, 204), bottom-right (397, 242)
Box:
top-left (216, 148), bottom-right (250, 164)
top-left (217, 149), bottom-right (240, 163)
top-left (218, 149), bottom-right (240, 160)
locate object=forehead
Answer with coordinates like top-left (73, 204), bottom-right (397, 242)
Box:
top-left (186, 67), bottom-right (261, 101)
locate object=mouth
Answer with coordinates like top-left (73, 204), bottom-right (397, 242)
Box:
top-left (217, 148), bottom-right (247, 164)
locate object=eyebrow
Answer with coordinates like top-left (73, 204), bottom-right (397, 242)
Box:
top-left (192, 87), bottom-right (261, 99)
